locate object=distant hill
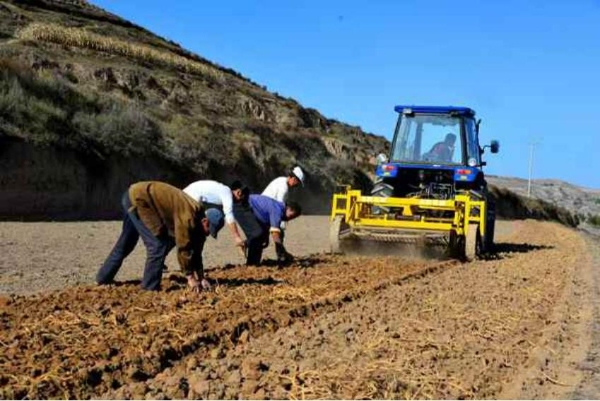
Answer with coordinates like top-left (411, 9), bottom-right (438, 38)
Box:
top-left (0, 0), bottom-right (388, 219)
top-left (488, 176), bottom-right (600, 230)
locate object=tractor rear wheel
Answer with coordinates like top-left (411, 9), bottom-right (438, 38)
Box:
top-left (447, 229), bottom-right (465, 260)
top-left (371, 179), bottom-right (394, 197)
top-left (484, 200), bottom-right (496, 253)
top-left (371, 179), bottom-right (394, 215)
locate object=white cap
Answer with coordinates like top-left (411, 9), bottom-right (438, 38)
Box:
top-left (292, 166), bottom-right (305, 186)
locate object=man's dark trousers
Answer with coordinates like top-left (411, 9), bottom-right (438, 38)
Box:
top-left (233, 202), bottom-right (268, 265)
top-left (97, 191), bottom-right (174, 290)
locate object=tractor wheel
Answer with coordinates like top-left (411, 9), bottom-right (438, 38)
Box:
top-left (484, 200), bottom-right (496, 253)
top-left (371, 179), bottom-right (394, 214)
top-left (447, 229), bottom-right (465, 260)
top-left (330, 216), bottom-right (349, 254)
top-left (371, 179), bottom-right (394, 197)
top-left (465, 223), bottom-right (482, 261)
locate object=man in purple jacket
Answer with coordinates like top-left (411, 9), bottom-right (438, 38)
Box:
top-left (233, 194), bottom-right (302, 266)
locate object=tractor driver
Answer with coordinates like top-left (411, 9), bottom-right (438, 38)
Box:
top-left (425, 133), bottom-right (456, 162)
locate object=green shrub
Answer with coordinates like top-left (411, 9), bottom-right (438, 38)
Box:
top-left (73, 104), bottom-right (161, 156)
top-left (589, 214), bottom-right (600, 227)
top-left (0, 67), bottom-right (71, 145)
top-left (0, 61), bottom-right (162, 156)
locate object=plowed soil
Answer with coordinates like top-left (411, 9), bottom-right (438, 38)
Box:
top-left (0, 217), bottom-right (598, 399)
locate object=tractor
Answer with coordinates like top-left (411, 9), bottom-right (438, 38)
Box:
top-left (330, 105), bottom-right (500, 260)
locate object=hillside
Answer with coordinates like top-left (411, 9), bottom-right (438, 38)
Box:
top-left (0, 0), bottom-right (388, 219)
top-left (488, 176), bottom-right (600, 217)
top-left (488, 176), bottom-right (600, 230)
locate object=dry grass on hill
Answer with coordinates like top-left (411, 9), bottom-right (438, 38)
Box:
top-left (17, 23), bottom-right (224, 80)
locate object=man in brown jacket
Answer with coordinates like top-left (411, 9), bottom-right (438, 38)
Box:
top-left (96, 181), bottom-right (224, 291)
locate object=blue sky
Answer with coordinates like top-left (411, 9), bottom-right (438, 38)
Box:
top-left (93, 0), bottom-right (600, 188)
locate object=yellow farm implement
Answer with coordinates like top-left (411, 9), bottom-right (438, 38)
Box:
top-left (330, 186), bottom-right (491, 260)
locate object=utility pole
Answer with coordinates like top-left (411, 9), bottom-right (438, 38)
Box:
top-left (527, 141), bottom-right (540, 197)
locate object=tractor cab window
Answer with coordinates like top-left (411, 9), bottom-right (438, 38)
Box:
top-left (391, 114), bottom-right (463, 164)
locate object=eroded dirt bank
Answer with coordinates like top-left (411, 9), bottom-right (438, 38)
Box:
top-left (0, 219), bottom-right (597, 399)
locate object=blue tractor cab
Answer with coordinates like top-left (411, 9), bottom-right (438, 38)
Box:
top-left (373, 105), bottom-right (499, 200)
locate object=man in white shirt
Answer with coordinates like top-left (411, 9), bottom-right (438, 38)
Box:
top-left (262, 166), bottom-right (304, 202)
top-left (183, 180), bottom-right (247, 249)
top-left (262, 166), bottom-right (304, 242)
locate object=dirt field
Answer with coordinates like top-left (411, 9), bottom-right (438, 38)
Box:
top-left (0, 217), bottom-right (330, 296)
top-left (1, 217), bottom-right (600, 399)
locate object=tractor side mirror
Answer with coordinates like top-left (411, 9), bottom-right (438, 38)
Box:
top-left (490, 140), bottom-right (500, 154)
top-left (376, 153), bottom-right (389, 164)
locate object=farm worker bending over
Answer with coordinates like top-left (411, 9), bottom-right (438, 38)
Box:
top-left (183, 179), bottom-right (248, 251)
top-left (262, 166), bottom-right (304, 241)
top-left (233, 194), bottom-right (302, 267)
top-left (262, 166), bottom-right (304, 202)
top-left (96, 181), bottom-right (224, 292)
